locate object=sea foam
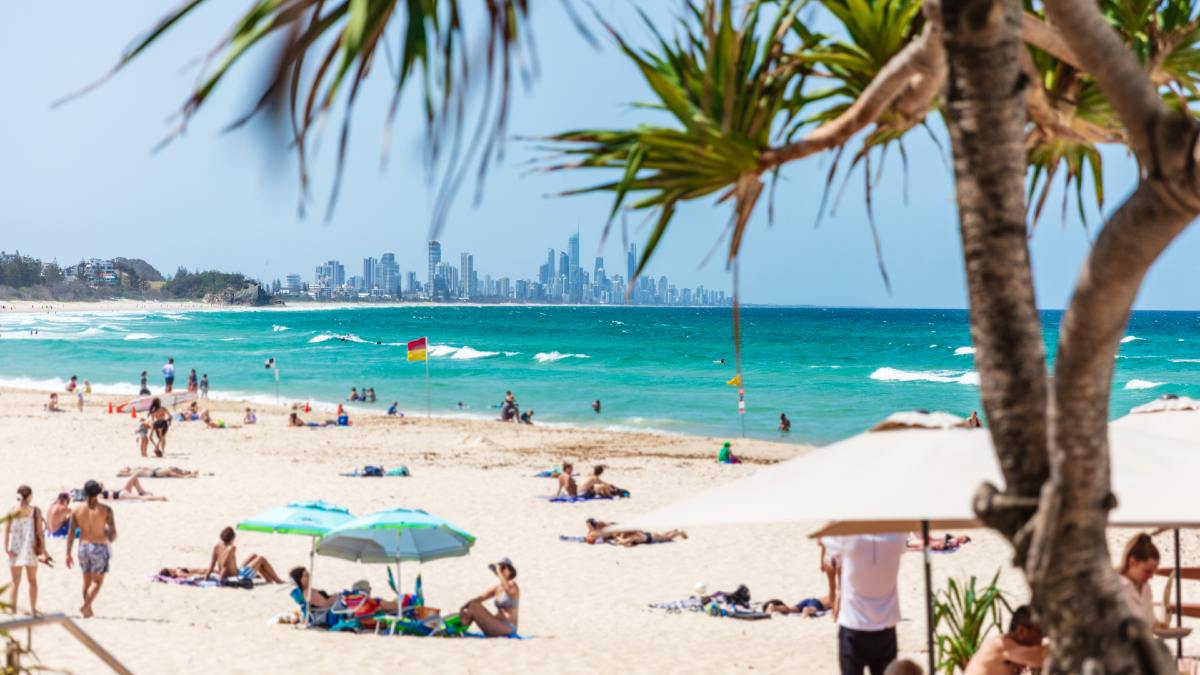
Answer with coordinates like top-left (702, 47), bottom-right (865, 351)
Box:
top-left (1120, 335), bottom-right (1145, 343)
top-left (533, 352), bottom-right (591, 363)
top-left (869, 367), bottom-right (978, 386)
top-left (124, 333), bottom-right (157, 341)
top-left (954, 346), bottom-right (976, 356)
top-left (1124, 379), bottom-right (1164, 390)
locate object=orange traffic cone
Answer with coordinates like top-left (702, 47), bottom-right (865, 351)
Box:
top-left (131, 409), bottom-right (137, 419)
top-left (305, 402), bottom-right (311, 413)
top-left (107, 402), bottom-right (113, 414)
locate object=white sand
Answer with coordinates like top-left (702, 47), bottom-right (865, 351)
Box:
top-left (3, 387), bottom-right (1198, 674)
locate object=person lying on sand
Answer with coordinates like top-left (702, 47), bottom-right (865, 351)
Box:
top-left (91, 476), bottom-right (168, 502)
top-left (763, 549), bottom-right (837, 617)
top-left (200, 410), bottom-right (241, 429)
top-left (117, 466), bottom-right (198, 479)
top-left (554, 462), bottom-right (577, 498)
top-left (907, 532), bottom-right (971, 551)
top-left (583, 519), bottom-right (687, 546)
top-left (157, 567), bottom-right (211, 580)
top-left (289, 411), bottom-right (335, 428)
top-left (205, 527), bottom-right (284, 584)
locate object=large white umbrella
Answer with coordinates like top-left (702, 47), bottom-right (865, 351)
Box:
top-left (614, 411), bottom-right (1200, 671)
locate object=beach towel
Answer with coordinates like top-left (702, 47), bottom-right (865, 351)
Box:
top-left (649, 598), bottom-right (704, 613)
top-left (534, 468), bottom-right (562, 478)
top-left (340, 465), bottom-right (410, 478)
top-left (544, 493), bottom-right (628, 503)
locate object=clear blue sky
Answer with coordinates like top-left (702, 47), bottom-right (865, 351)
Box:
top-left (2, 2), bottom-right (1198, 308)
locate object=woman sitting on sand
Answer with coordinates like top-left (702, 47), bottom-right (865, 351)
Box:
top-left (458, 558), bottom-right (520, 637)
top-left (243, 408), bottom-right (256, 425)
top-left (148, 398), bottom-right (171, 456)
top-left (117, 466), bottom-right (197, 479)
top-left (205, 527), bottom-right (284, 584)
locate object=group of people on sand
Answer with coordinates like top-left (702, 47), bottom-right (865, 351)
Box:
top-left (554, 462), bottom-right (626, 499)
top-left (5, 476), bottom-right (180, 617)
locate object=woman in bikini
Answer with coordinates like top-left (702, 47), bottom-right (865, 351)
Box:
top-left (289, 566), bottom-right (341, 625)
top-left (205, 527), bottom-right (284, 584)
top-left (148, 398), bottom-right (171, 456)
top-left (458, 558), bottom-right (520, 636)
top-left (117, 467), bottom-right (198, 479)
top-left (95, 476), bottom-right (168, 502)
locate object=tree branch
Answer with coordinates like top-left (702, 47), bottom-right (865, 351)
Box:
top-left (759, 17), bottom-right (946, 169)
top-left (1043, 0), bottom-right (1166, 157)
top-left (1020, 11), bottom-right (1080, 69)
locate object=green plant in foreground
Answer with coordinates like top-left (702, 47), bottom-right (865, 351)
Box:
top-left (932, 571), bottom-right (1012, 674)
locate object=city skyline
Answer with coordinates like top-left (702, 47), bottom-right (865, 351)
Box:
top-left (283, 231), bottom-right (729, 306)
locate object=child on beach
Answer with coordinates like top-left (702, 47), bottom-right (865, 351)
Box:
top-left (135, 418), bottom-right (151, 457)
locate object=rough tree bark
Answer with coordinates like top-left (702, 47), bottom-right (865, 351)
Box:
top-left (938, 0), bottom-right (1049, 543)
top-left (941, 0), bottom-right (1200, 668)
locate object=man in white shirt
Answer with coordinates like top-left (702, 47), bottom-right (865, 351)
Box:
top-left (822, 533), bottom-right (908, 675)
top-left (162, 357), bottom-right (175, 393)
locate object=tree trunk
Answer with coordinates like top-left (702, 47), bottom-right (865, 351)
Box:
top-left (938, 0), bottom-right (1048, 542)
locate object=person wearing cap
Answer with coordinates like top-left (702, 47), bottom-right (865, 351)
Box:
top-left (66, 480), bottom-right (117, 618)
top-left (458, 558), bottom-right (520, 636)
top-left (718, 442), bottom-right (741, 464)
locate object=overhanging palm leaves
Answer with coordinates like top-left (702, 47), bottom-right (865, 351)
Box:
top-left (542, 0), bottom-right (806, 279)
top-left (64, 0), bottom-right (533, 227)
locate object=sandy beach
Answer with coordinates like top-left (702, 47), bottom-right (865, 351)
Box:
top-left (3, 385), bottom-right (1199, 674)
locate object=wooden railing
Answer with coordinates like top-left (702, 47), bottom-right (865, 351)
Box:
top-left (0, 612), bottom-right (131, 674)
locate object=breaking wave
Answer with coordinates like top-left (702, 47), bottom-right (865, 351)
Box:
top-left (533, 352), bottom-right (591, 363)
top-left (869, 367), bottom-right (979, 386)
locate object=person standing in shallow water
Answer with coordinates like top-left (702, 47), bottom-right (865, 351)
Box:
top-left (199, 374), bottom-right (209, 399)
top-left (162, 358), bottom-right (175, 393)
top-left (779, 413), bottom-right (792, 433)
top-left (139, 370), bottom-right (150, 396)
top-left (592, 400), bottom-right (601, 414)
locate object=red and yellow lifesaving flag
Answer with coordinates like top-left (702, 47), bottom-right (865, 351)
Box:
top-left (407, 337), bottom-right (428, 362)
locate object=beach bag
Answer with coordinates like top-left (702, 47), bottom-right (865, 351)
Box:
top-left (363, 466), bottom-right (384, 477)
top-left (32, 508), bottom-right (45, 557)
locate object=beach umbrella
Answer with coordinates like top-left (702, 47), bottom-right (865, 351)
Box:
top-left (614, 411), bottom-right (1200, 672)
top-left (316, 508), bottom-right (475, 609)
top-left (237, 500), bottom-right (354, 624)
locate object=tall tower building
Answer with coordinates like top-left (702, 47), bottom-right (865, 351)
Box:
top-left (568, 232), bottom-right (580, 279)
top-left (376, 253), bottom-right (399, 294)
top-left (627, 244), bottom-right (637, 282)
top-left (460, 253), bottom-right (474, 299)
top-left (362, 257), bottom-right (377, 289)
top-left (427, 241), bottom-right (441, 298)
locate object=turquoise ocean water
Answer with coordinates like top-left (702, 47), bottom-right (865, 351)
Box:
top-left (1, 306), bottom-right (1198, 445)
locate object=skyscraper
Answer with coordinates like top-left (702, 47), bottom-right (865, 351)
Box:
top-left (593, 256), bottom-right (604, 281)
top-left (376, 253), bottom-right (400, 295)
top-left (406, 271), bottom-right (418, 294)
top-left (362, 257), bottom-right (377, 289)
top-left (540, 248), bottom-right (555, 285)
top-left (568, 232), bottom-right (580, 279)
top-left (627, 244), bottom-right (637, 282)
top-left (460, 253), bottom-right (474, 299)
top-left (427, 241), bottom-right (441, 298)
top-left (315, 260), bottom-right (345, 288)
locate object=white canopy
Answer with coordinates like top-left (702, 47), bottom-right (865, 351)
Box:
top-left (1112, 395), bottom-right (1200, 443)
top-left (616, 412), bottom-right (1200, 537)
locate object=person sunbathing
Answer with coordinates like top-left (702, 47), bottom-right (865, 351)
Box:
top-left (584, 518), bottom-right (615, 544)
top-left (200, 410), bottom-right (240, 429)
top-left (205, 527), bottom-right (284, 584)
top-left (458, 558), bottom-right (520, 637)
top-left (554, 462), bottom-right (578, 498)
top-left (96, 476), bottom-right (168, 502)
top-left (579, 465), bottom-right (625, 498)
top-left (45, 492), bottom-right (71, 537)
top-left (289, 567), bottom-right (342, 624)
top-left (157, 567), bottom-right (211, 579)
top-left (907, 532), bottom-right (972, 551)
top-left (612, 529), bottom-right (688, 547)
top-left (763, 551), bottom-right (837, 617)
top-left (117, 466), bottom-right (198, 479)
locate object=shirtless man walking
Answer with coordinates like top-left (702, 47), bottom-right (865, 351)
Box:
top-left (65, 481), bottom-right (116, 618)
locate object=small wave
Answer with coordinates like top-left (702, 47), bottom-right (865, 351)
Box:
top-left (272, 324), bottom-right (289, 332)
top-left (533, 351), bottom-right (591, 363)
top-left (309, 333), bottom-right (372, 345)
top-left (869, 367), bottom-right (978, 386)
top-left (954, 346), bottom-right (976, 356)
top-left (1124, 379), bottom-right (1164, 390)
top-left (427, 345), bottom-right (460, 358)
top-left (1121, 335), bottom-right (1145, 344)
top-left (928, 344), bottom-right (938, 348)
top-left (80, 327), bottom-right (105, 337)
top-left (451, 346), bottom-right (499, 360)
top-left (124, 333), bottom-right (157, 341)
top-left (1169, 358), bottom-right (1200, 363)
top-left (503, 351), bottom-right (520, 357)
top-left (162, 313), bottom-right (190, 321)
top-left (99, 324), bottom-right (129, 333)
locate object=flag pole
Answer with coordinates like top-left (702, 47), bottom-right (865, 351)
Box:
top-left (424, 336), bottom-right (431, 419)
